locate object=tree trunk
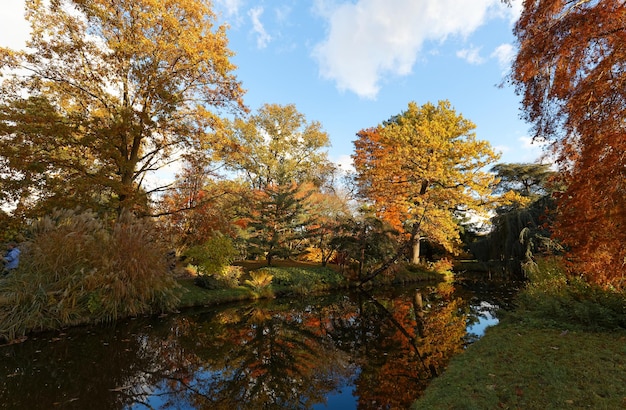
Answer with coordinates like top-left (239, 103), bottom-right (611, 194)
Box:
top-left (411, 235), bottom-right (421, 264)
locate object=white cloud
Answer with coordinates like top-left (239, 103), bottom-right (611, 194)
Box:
top-left (491, 43), bottom-right (515, 71)
top-left (457, 45), bottom-right (485, 65)
top-left (517, 136), bottom-right (551, 162)
top-left (312, 0), bottom-right (507, 99)
top-left (249, 7), bottom-right (272, 49)
top-left (334, 154), bottom-right (355, 173)
top-left (0, 0), bottom-right (30, 50)
top-left (275, 5), bottom-right (292, 23)
top-left (215, 0), bottom-right (244, 17)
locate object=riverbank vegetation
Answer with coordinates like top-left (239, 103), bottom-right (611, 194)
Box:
top-left (0, 3), bottom-right (625, 407)
top-left (413, 258), bottom-right (626, 409)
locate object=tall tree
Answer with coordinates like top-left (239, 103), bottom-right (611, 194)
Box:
top-left (158, 160), bottom-right (246, 252)
top-left (0, 0), bottom-right (245, 217)
top-left (245, 182), bottom-right (315, 266)
top-left (224, 103), bottom-right (335, 264)
top-left (491, 163), bottom-right (554, 199)
top-left (472, 163), bottom-right (559, 279)
top-left (511, 0), bottom-right (626, 287)
top-left (224, 103), bottom-right (334, 190)
top-left (353, 101), bottom-right (499, 264)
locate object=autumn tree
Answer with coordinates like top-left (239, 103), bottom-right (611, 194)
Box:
top-left (224, 103), bottom-right (336, 264)
top-left (511, 0), bottom-right (626, 287)
top-left (158, 159), bottom-right (247, 253)
top-left (224, 103), bottom-right (334, 189)
top-left (0, 0), bottom-right (245, 218)
top-left (303, 190), bottom-right (353, 266)
top-left (353, 100), bottom-right (499, 265)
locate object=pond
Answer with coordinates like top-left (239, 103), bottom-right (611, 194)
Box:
top-left (0, 281), bottom-right (517, 409)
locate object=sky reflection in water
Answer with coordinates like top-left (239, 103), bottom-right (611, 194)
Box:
top-left (0, 283), bottom-right (514, 409)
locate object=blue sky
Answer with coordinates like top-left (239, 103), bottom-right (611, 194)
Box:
top-left (1, 0), bottom-right (544, 174)
top-left (208, 0), bottom-right (545, 170)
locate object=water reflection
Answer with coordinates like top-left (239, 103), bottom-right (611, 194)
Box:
top-left (0, 283), bottom-right (512, 409)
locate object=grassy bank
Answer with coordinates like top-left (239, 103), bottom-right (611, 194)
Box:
top-left (175, 259), bottom-right (450, 308)
top-left (413, 322), bottom-right (626, 409)
top-left (413, 258), bottom-right (626, 409)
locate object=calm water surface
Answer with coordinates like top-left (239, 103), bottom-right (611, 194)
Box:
top-left (0, 282), bottom-right (516, 409)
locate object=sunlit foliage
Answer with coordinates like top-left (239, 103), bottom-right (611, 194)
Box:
top-left (511, 0), bottom-right (626, 288)
top-left (353, 100), bottom-right (499, 263)
top-left (0, 0), bottom-right (245, 217)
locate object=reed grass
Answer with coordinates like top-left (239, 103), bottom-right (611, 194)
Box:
top-left (0, 209), bottom-right (180, 342)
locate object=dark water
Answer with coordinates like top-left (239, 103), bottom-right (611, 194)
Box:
top-left (0, 282), bottom-right (516, 409)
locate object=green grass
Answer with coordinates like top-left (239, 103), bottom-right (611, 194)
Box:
top-left (413, 323), bottom-right (626, 409)
top-left (176, 278), bottom-right (255, 308)
top-left (413, 258), bottom-right (626, 409)
top-left (176, 262), bottom-right (346, 307)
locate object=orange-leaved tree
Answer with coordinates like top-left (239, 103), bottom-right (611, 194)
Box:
top-left (353, 100), bottom-right (499, 265)
top-left (511, 0), bottom-right (626, 288)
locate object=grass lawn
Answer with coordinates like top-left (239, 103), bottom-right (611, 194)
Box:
top-left (176, 278), bottom-right (256, 308)
top-left (413, 321), bottom-right (626, 409)
top-left (175, 260), bottom-right (349, 308)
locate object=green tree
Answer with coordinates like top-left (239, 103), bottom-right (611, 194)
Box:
top-left (471, 163), bottom-right (559, 278)
top-left (491, 163), bottom-right (554, 199)
top-left (331, 207), bottom-right (401, 280)
top-left (245, 182), bottom-right (316, 266)
top-left (0, 0), bottom-right (245, 217)
top-left (353, 101), bottom-right (499, 265)
top-left (224, 103), bottom-right (336, 264)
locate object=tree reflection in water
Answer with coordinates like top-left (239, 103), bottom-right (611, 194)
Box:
top-left (0, 283), bottom-right (504, 409)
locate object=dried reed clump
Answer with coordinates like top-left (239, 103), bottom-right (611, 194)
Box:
top-left (0, 209), bottom-right (180, 342)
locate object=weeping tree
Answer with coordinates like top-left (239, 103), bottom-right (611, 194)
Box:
top-left (471, 163), bottom-right (559, 279)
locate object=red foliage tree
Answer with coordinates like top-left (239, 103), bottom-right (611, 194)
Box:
top-left (511, 0), bottom-right (626, 288)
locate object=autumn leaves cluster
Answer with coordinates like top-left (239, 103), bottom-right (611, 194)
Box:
top-left (0, 0), bottom-right (625, 289)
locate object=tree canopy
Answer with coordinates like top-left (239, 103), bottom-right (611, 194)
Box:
top-left (0, 0), bottom-right (245, 217)
top-left (511, 0), bottom-right (626, 288)
top-left (224, 103), bottom-right (334, 190)
top-left (353, 100), bottom-right (499, 263)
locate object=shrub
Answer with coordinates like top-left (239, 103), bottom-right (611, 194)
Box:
top-left (428, 258), bottom-right (454, 274)
top-left (194, 266), bottom-right (243, 290)
top-left (0, 209), bottom-right (180, 342)
top-left (510, 257), bottom-right (626, 331)
top-left (194, 274), bottom-right (223, 290)
top-left (260, 266), bottom-right (344, 295)
top-left (245, 270), bottom-right (274, 298)
top-left (184, 235), bottom-right (238, 276)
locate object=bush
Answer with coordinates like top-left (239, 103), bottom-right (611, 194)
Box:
top-left (194, 266), bottom-right (244, 290)
top-left (260, 266), bottom-right (344, 295)
top-left (184, 235), bottom-right (238, 276)
top-left (510, 257), bottom-right (626, 331)
top-left (194, 274), bottom-right (223, 290)
top-left (0, 209), bottom-right (180, 342)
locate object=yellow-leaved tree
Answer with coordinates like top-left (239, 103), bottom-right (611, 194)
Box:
top-left (353, 100), bottom-right (499, 266)
top-left (0, 0), bottom-right (245, 217)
